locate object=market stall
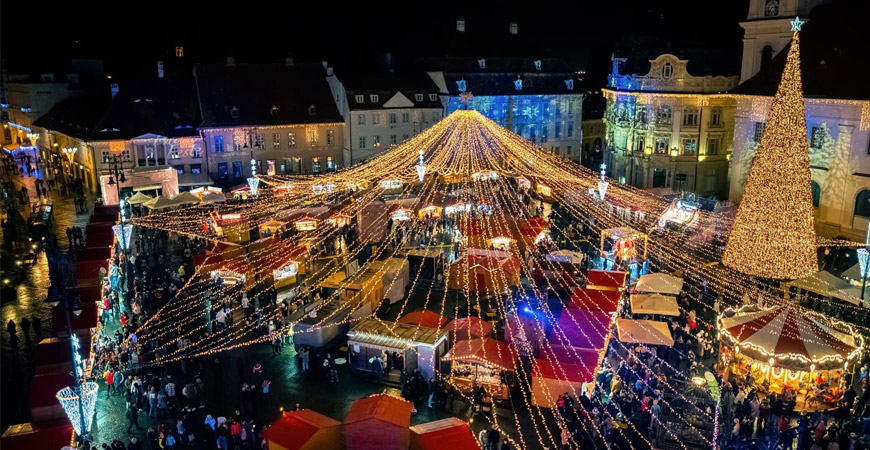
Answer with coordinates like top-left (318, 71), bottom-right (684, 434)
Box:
top-left (586, 269), bottom-right (629, 292)
top-left (210, 211), bottom-right (251, 243)
top-left (443, 315), bottom-right (495, 342)
top-left (344, 394), bottom-right (414, 450)
top-left (442, 338), bottom-right (515, 400)
top-left (399, 310), bottom-right (449, 329)
top-left (259, 219), bottom-right (286, 238)
top-left (615, 318), bottom-right (675, 347)
top-left (417, 204), bottom-right (443, 220)
top-left (270, 245), bottom-right (309, 289)
top-left (208, 259), bottom-right (255, 289)
top-left (378, 179), bottom-right (405, 195)
top-left (635, 273), bottom-right (684, 295)
top-left (409, 418), bottom-right (479, 450)
top-left (366, 257), bottom-right (410, 304)
top-left (403, 248), bottom-right (443, 283)
top-left (719, 306), bottom-right (863, 403)
top-left (532, 260), bottom-right (580, 292)
top-left (318, 269), bottom-right (384, 312)
top-left (531, 351), bottom-right (599, 407)
top-left (347, 318), bottom-right (448, 381)
top-left (447, 252), bottom-right (522, 294)
top-left (456, 218), bottom-right (487, 249)
top-left (630, 293), bottom-right (680, 317)
top-left (294, 216), bottom-right (320, 231)
top-left (263, 409), bottom-right (342, 450)
top-left (556, 308), bottom-right (614, 350)
top-left (569, 288), bottom-right (622, 313)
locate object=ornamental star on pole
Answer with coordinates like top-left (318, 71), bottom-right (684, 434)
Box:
top-left (790, 16), bottom-right (804, 32)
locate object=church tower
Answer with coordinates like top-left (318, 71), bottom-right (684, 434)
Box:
top-left (739, 0), bottom-right (830, 83)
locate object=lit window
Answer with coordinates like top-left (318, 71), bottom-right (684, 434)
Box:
top-left (312, 157), bottom-right (321, 173)
top-left (192, 148), bottom-right (202, 159)
top-left (327, 130), bottom-right (334, 145)
top-left (288, 132), bottom-right (296, 147)
top-left (170, 147), bottom-right (180, 159)
top-left (662, 62), bottom-right (673, 78)
top-left (681, 136), bottom-right (698, 154)
top-left (214, 136), bottom-right (224, 153)
top-left (273, 133), bottom-right (281, 148)
top-left (327, 156), bottom-right (334, 170)
top-left (307, 128), bottom-right (317, 146)
top-left (254, 134), bottom-right (265, 149)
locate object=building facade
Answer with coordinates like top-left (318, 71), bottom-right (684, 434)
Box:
top-left (603, 54), bottom-right (738, 199)
top-left (195, 62), bottom-right (345, 183)
top-left (425, 57), bottom-right (584, 162)
top-left (327, 72), bottom-right (444, 164)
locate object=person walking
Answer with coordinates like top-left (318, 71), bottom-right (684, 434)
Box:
top-left (126, 403), bottom-right (143, 432)
top-left (299, 347), bottom-right (309, 372)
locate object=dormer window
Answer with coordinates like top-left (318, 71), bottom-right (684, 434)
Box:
top-left (478, 58), bottom-right (486, 69)
top-left (370, 95), bottom-right (379, 103)
top-left (565, 79), bottom-right (574, 90)
top-left (230, 106), bottom-right (239, 118)
top-left (270, 105), bottom-right (279, 117)
top-left (534, 60), bottom-right (542, 70)
top-left (429, 94), bottom-right (438, 101)
top-left (355, 94), bottom-right (364, 103)
top-left (662, 62), bottom-right (673, 79)
top-left (415, 94), bottom-right (423, 102)
top-left (514, 79), bottom-right (523, 92)
top-left (308, 104), bottom-right (317, 115)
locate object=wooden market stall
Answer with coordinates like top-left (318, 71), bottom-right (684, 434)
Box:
top-left (568, 288), bottom-right (622, 313)
top-left (318, 268), bottom-right (384, 312)
top-left (259, 219), bottom-right (286, 239)
top-left (585, 269), bottom-right (629, 292)
top-left (409, 417), bottom-right (480, 450)
top-left (402, 248), bottom-right (443, 283)
top-left (269, 244), bottom-right (310, 289)
top-left (556, 308), bottom-right (614, 350)
top-left (344, 394), bottom-right (414, 450)
top-left (442, 338), bottom-right (515, 400)
top-left (531, 351), bottom-right (600, 407)
top-left (263, 409), bottom-right (342, 450)
top-left (366, 258), bottom-right (410, 304)
top-left (347, 318), bottom-right (448, 381)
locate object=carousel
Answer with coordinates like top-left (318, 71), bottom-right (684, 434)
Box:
top-left (719, 305), bottom-right (864, 409)
top-left (600, 227), bottom-right (648, 273)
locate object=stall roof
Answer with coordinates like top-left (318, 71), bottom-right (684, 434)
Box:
top-left (263, 410), bottom-right (341, 450)
top-left (787, 271), bottom-right (850, 297)
top-left (630, 293), bottom-right (680, 317)
top-left (635, 273), bottom-right (684, 295)
top-left (569, 288), bottom-right (621, 313)
top-left (444, 338), bottom-right (515, 371)
top-left (586, 269), bottom-right (628, 291)
top-left (543, 345), bottom-right (602, 367)
top-left (534, 357), bottom-right (597, 383)
top-left (409, 417), bottom-right (479, 450)
top-left (399, 310), bottom-right (449, 329)
top-left (344, 394), bottom-right (414, 428)
top-left (0, 421), bottom-right (74, 449)
top-left (30, 371), bottom-right (76, 409)
top-left (557, 308), bottom-right (614, 350)
top-left (442, 316), bottom-right (494, 338)
top-left (616, 319), bottom-right (674, 346)
top-left (349, 318), bottom-right (446, 346)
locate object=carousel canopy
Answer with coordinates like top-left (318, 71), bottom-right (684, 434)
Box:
top-left (444, 338), bottom-right (515, 371)
top-left (719, 306), bottom-right (862, 370)
top-left (635, 273), bottom-right (684, 295)
top-left (616, 318), bottom-right (674, 346)
top-left (125, 191), bottom-right (153, 205)
top-left (399, 310), bottom-right (449, 329)
top-left (630, 293), bottom-right (680, 316)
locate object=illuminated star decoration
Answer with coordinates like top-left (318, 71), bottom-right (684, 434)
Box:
top-left (790, 16), bottom-right (804, 32)
top-left (459, 92), bottom-right (473, 109)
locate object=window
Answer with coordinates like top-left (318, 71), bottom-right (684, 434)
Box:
top-left (254, 133), bottom-right (265, 149)
top-left (307, 128), bottom-right (317, 147)
top-left (403, 134), bottom-right (409, 141)
top-left (370, 95), bottom-right (379, 103)
top-left (214, 135), bottom-right (224, 152)
top-left (232, 161), bottom-right (242, 179)
top-left (554, 146), bottom-right (560, 154)
top-left (355, 94), bottom-right (364, 103)
top-left (327, 156), bottom-right (334, 170)
top-left (754, 122), bottom-right (766, 143)
top-left (359, 136), bottom-right (366, 148)
top-left (415, 94), bottom-right (423, 102)
top-left (273, 133), bottom-right (281, 148)
top-left (656, 106), bottom-right (672, 124)
top-left (761, 46), bottom-right (774, 70)
top-left (567, 124), bottom-right (574, 137)
top-left (635, 106), bottom-right (647, 124)
top-left (634, 136), bottom-right (645, 152)
top-left (855, 190), bottom-right (870, 218)
top-left (373, 135), bottom-right (380, 147)
top-left (358, 114), bottom-right (366, 125)
top-left (327, 130), bottom-right (334, 146)
top-left (390, 135), bottom-right (397, 146)
top-left (681, 136), bottom-right (698, 154)
top-left (655, 135), bottom-right (670, 154)
top-left (218, 162), bottom-right (228, 176)
top-left (123, 150), bottom-right (132, 162)
top-left (288, 132), bottom-right (296, 147)
top-left (683, 108), bottom-right (699, 126)
top-left (662, 62), bottom-right (673, 78)
top-left (230, 106), bottom-right (239, 119)
top-left (710, 107), bottom-right (723, 127)
top-left (402, 112), bottom-right (409, 123)
top-left (811, 181), bottom-right (821, 208)
top-left (101, 151), bottom-right (110, 162)
top-left (267, 160), bottom-right (276, 175)
top-left (174, 166), bottom-right (184, 175)
top-left (191, 164), bottom-right (202, 174)
top-left (192, 147), bottom-right (202, 159)
top-left (567, 146), bottom-right (573, 155)
top-left (372, 113), bottom-right (380, 125)
top-left (567, 102), bottom-right (574, 115)
top-left (706, 136), bottom-right (721, 155)
top-left (555, 123), bottom-right (561, 139)
top-left (389, 113), bottom-right (396, 124)
top-left (312, 157), bottom-right (321, 173)
top-left (308, 105), bottom-right (316, 115)
top-left (429, 94), bottom-right (437, 101)
top-left (810, 126), bottom-right (824, 149)
top-left (432, 112), bottom-right (439, 122)
top-left (170, 147), bottom-right (180, 159)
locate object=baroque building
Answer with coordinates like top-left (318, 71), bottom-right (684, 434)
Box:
top-left (603, 54), bottom-right (738, 199)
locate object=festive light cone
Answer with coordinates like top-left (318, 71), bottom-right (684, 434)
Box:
top-left (722, 28), bottom-right (818, 280)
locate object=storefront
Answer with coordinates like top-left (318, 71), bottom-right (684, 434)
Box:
top-left (347, 318), bottom-right (448, 381)
top-left (442, 338), bottom-right (515, 400)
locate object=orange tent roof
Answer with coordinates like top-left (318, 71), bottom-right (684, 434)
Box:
top-left (263, 410), bottom-right (341, 450)
top-left (344, 394), bottom-right (414, 428)
top-left (445, 338), bottom-right (515, 371)
top-left (442, 316), bottom-right (494, 338)
top-left (399, 311), bottom-right (448, 329)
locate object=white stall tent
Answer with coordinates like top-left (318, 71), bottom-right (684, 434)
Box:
top-left (616, 318), bottom-right (674, 346)
top-left (635, 273), bottom-right (684, 295)
top-left (630, 293), bottom-right (680, 316)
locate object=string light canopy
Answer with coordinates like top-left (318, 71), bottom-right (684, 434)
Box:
top-left (721, 23), bottom-right (818, 280)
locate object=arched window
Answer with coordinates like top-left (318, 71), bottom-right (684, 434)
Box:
top-left (855, 189), bottom-right (870, 218)
top-left (811, 181), bottom-right (821, 208)
top-left (761, 46), bottom-right (774, 70)
top-left (593, 138), bottom-right (602, 152)
top-left (662, 62), bottom-right (673, 79)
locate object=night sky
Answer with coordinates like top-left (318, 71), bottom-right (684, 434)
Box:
top-left (2, 0), bottom-right (748, 84)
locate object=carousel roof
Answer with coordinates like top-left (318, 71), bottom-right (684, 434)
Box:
top-left (720, 306), bottom-right (862, 370)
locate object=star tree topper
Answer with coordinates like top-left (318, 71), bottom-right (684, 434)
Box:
top-left (790, 16), bottom-right (804, 32)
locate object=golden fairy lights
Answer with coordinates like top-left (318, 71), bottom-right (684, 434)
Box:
top-left (722, 30), bottom-right (819, 280)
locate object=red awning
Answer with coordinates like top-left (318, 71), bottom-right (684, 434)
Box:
top-left (399, 311), bottom-right (448, 329)
top-left (446, 338), bottom-right (515, 371)
top-left (545, 344), bottom-right (602, 367)
top-left (0, 422), bottom-right (74, 449)
top-left (556, 308), bottom-right (613, 350)
top-left (586, 269), bottom-right (628, 290)
top-left (410, 418), bottom-right (479, 450)
top-left (75, 246), bottom-right (111, 262)
top-left (74, 260), bottom-right (106, 286)
top-left (534, 357), bottom-right (597, 383)
top-left (569, 288), bottom-right (621, 313)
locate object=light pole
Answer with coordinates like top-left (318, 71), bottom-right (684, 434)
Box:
top-left (858, 227), bottom-right (869, 305)
top-left (62, 147), bottom-right (78, 194)
top-left (105, 155), bottom-right (131, 296)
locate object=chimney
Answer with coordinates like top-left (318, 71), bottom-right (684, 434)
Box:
top-left (226, 55), bottom-right (236, 66)
top-left (321, 60), bottom-right (328, 70)
top-left (110, 83), bottom-right (119, 99)
top-left (456, 18), bottom-right (466, 32)
top-left (510, 21), bottom-right (518, 35)
top-left (284, 54), bottom-right (295, 66)
top-left (157, 61), bottom-right (164, 78)
top-left (326, 66), bottom-right (334, 77)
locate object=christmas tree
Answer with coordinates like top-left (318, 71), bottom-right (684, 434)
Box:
top-left (722, 20), bottom-right (818, 280)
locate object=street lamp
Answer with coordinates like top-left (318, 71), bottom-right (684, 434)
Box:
top-left (105, 155), bottom-right (131, 296)
top-left (45, 286), bottom-right (96, 444)
top-left (859, 227), bottom-right (869, 305)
